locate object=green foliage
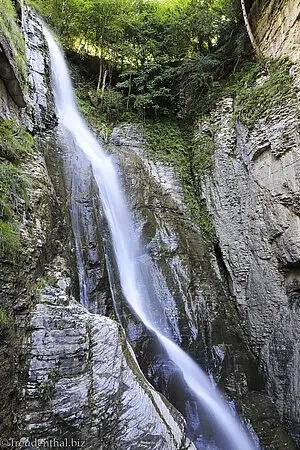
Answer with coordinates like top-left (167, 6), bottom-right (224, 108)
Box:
top-left (193, 125), bottom-right (214, 181)
top-left (74, 86), bottom-right (126, 130)
top-left (0, 120), bottom-right (32, 259)
top-left (35, 273), bottom-right (58, 290)
top-left (0, 220), bottom-right (21, 257)
top-left (144, 120), bottom-right (187, 167)
top-left (0, 119), bottom-right (34, 162)
top-left (37, 379), bottom-right (55, 400)
top-left (145, 120), bottom-right (215, 245)
top-left (0, 163), bottom-right (25, 256)
top-left (229, 58), bottom-right (295, 128)
top-left (34, 0), bottom-right (248, 120)
top-left (99, 89), bottom-right (126, 122)
top-left (74, 87), bottom-right (99, 123)
top-left (0, 0), bottom-right (27, 84)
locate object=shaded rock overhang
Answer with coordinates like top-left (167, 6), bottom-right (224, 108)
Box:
top-left (0, 37), bottom-right (26, 108)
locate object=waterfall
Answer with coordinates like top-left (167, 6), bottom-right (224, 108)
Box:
top-left (43, 25), bottom-right (258, 450)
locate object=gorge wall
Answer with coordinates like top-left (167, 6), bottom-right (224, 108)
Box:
top-left (198, 0), bottom-right (300, 444)
top-left (0, 0), bottom-right (299, 449)
top-left (250, 0), bottom-right (300, 62)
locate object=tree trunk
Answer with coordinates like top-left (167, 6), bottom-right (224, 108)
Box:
top-left (102, 70), bottom-right (108, 94)
top-left (97, 48), bottom-right (103, 92)
top-left (240, 0), bottom-right (263, 58)
top-left (98, 70), bottom-right (108, 108)
top-left (126, 72), bottom-right (132, 111)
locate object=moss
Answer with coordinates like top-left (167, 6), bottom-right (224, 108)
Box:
top-left (0, 307), bottom-right (9, 332)
top-left (227, 58), bottom-right (296, 129)
top-left (144, 119), bottom-right (215, 246)
top-left (37, 380), bottom-right (54, 401)
top-left (0, 119), bottom-right (33, 162)
top-left (141, 208), bottom-right (157, 242)
top-left (0, 220), bottom-right (21, 257)
top-left (193, 131), bottom-right (214, 178)
top-left (0, 0), bottom-right (27, 86)
top-left (0, 163), bottom-right (28, 219)
top-left (0, 120), bottom-right (33, 259)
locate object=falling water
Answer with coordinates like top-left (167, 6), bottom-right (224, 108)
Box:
top-left (43, 25), bottom-right (257, 450)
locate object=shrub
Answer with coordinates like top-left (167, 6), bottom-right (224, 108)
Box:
top-left (101, 89), bottom-right (126, 122)
top-left (0, 163), bottom-right (28, 221)
top-left (0, 220), bottom-right (21, 257)
top-left (0, 119), bottom-right (33, 162)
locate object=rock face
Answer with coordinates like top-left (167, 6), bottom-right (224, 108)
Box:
top-left (0, 42), bottom-right (26, 108)
top-left (0, 8), bottom-right (60, 434)
top-left (106, 124), bottom-right (295, 449)
top-left (250, 0), bottom-right (300, 63)
top-left (200, 91), bottom-right (300, 445)
top-left (18, 259), bottom-right (194, 450)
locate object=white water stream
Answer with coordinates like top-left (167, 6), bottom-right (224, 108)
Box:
top-left (43, 26), bottom-right (257, 450)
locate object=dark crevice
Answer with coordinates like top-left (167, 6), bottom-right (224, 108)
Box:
top-left (0, 44), bottom-right (26, 108)
top-left (214, 241), bottom-right (234, 296)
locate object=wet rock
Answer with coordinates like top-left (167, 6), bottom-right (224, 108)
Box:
top-left (106, 123), bottom-right (295, 448)
top-left (18, 259), bottom-right (195, 450)
top-left (0, 9), bottom-right (197, 448)
top-left (23, 8), bottom-right (57, 131)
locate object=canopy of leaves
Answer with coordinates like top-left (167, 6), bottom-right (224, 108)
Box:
top-left (32, 0), bottom-right (250, 120)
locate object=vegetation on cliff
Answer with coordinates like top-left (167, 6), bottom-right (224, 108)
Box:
top-left (0, 119), bottom-right (33, 257)
top-left (30, 0), bottom-right (251, 244)
top-left (0, 0), bottom-right (27, 85)
top-left (33, 0), bottom-right (296, 245)
top-left (230, 58), bottom-right (296, 128)
top-left (2, 0), bottom-right (294, 248)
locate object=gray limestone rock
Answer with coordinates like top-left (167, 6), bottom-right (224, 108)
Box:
top-left (18, 259), bottom-right (195, 450)
top-left (200, 85), bottom-right (300, 444)
top-left (0, 9), bottom-right (197, 448)
top-left (107, 122), bottom-right (296, 449)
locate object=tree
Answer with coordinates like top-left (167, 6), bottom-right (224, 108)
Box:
top-left (240, 0), bottom-right (262, 58)
top-left (34, 0), bottom-right (250, 119)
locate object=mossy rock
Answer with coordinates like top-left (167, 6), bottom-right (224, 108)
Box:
top-left (0, 120), bottom-right (33, 259)
top-left (144, 119), bottom-right (215, 246)
top-left (227, 58), bottom-right (296, 129)
top-left (0, 0), bottom-right (27, 87)
top-left (0, 119), bottom-right (33, 162)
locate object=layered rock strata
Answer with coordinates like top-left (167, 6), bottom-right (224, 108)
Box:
top-left (200, 92), bottom-right (300, 445)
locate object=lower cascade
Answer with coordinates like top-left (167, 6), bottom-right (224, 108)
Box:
top-left (43, 25), bottom-right (257, 450)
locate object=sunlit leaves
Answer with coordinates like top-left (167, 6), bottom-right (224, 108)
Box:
top-left (34, 0), bottom-right (245, 118)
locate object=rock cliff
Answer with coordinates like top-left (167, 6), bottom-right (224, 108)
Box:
top-left (196, 4), bottom-right (300, 443)
top-left (18, 258), bottom-right (193, 450)
top-left (105, 123), bottom-right (295, 449)
top-left (199, 78), bottom-right (300, 445)
top-left (250, 0), bottom-right (300, 63)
